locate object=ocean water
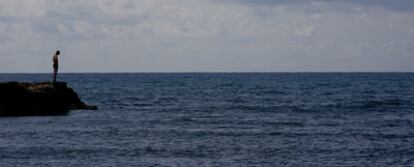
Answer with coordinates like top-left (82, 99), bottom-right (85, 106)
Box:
top-left (0, 73), bottom-right (413, 166)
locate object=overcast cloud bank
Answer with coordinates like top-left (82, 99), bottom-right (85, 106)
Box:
top-left (0, 0), bottom-right (413, 72)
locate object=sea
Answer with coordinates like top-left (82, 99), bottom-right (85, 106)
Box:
top-left (0, 73), bottom-right (413, 167)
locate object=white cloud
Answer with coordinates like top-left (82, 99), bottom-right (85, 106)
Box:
top-left (0, 0), bottom-right (47, 17)
top-left (57, 24), bottom-right (68, 33)
top-left (0, 0), bottom-right (413, 72)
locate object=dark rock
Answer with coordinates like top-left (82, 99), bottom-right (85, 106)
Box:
top-left (0, 82), bottom-right (97, 116)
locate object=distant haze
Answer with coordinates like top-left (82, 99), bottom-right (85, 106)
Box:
top-left (0, 0), bottom-right (413, 73)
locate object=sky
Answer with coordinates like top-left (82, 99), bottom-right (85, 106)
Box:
top-left (0, 0), bottom-right (413, 73)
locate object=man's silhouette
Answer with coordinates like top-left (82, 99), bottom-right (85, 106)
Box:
top-left (53, 50), bottom-right (60, 82)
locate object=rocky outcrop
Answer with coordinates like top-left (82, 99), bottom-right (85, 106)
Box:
top-left (0, 82), bottom-right (97, 116)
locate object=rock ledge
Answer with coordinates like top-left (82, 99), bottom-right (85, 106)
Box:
top-left (0, 82), bottom-right (97, 116)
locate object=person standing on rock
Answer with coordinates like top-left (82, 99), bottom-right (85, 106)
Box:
top-left (53, 50), bottom-right (60, 83)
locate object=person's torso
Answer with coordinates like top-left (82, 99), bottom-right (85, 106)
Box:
top-left (53, 56), bottom-right (58, 67)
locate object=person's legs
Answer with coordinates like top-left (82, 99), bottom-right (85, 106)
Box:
top-left (53, 68), bottom-right (58, 82)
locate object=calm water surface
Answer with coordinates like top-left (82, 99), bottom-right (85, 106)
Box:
top-left (0, 73), bottom-right (413, 166)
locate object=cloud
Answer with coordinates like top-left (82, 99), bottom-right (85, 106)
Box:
top-left (215, 0), bottom-right (414, 11)
top-left (0, 0), bottom-right (47, 17)
top-left (339, 0), bottom-right (414, 11)
top-left (0, 0), bottom-right (413, 72)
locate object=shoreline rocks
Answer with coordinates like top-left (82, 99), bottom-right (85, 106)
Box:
top-left (0, 82), bottom-right (97, 116)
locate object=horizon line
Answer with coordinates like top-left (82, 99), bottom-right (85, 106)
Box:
top-left (0, 71), bottom-right (413, 74)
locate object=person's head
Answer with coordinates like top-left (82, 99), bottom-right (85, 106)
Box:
top-left (56, 50), bottom-right (60, 56)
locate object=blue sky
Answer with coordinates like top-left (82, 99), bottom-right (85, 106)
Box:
top-left (0, 0), bottom-right (413, 72)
